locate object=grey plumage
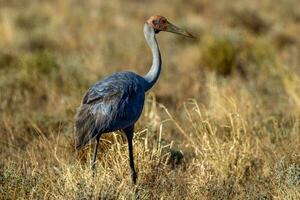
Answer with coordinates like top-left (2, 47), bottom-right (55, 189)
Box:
top-left (75, 72), bottom-right (145, 149)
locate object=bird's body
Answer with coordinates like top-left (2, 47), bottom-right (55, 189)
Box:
top-left (75, 71), bottom-right (146, 149)
top-left (74, 15), bottom-right (193, 184)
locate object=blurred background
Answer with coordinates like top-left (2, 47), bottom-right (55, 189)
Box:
top-left (0, 0), bottom-right (299, 199)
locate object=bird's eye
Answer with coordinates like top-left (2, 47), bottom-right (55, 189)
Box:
top-left (161, 19), bottom-right (166, 23)
top-left (152, 20), bottom-right (156, 24)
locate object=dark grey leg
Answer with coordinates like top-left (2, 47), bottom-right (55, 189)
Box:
top-left (123, 125), bottom-right (137, 184)
top-left (92, 135), bottom-right (100, 175)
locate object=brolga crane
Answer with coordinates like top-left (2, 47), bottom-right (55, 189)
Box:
top-left (75, 15), bottom-right (194, 184)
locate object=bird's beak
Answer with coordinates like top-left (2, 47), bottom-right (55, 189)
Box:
top-left (166, 22), bottom-right (195, 38)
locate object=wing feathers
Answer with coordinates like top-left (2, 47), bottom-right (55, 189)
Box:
top-left (74, 72), bottom-right (145, 149)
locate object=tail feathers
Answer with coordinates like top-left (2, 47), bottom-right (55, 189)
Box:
top-left (75, 126), bottom-right (98, 150)
top-left (74, 104), bottom-right (98, 150)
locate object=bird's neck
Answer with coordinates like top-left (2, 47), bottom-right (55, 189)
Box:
top-left (143, 23), bottom-right (162, 92)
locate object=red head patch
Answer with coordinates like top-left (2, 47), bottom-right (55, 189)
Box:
top-left (147, 15), bottom-right (169, 32)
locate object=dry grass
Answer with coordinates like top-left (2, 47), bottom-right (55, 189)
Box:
top-left (1, 0), bottom-right (300, 199)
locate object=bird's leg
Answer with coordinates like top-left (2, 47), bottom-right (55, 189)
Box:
top-left (123, 125), bottom-right (137, 184)
top-left (128, 137), bottom-right (137, 184)
top-left (91, 135), bottom-right (100, 176)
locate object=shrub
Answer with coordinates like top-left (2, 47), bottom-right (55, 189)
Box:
top-left (0, 51), bottom-right (17, 69)
top-left (20, 51), bottom-right (60, 75)
top-left (230, 8), bottom-right (269, 34)
top-left (200, 34), bottom-right (238, 75)
top-left (199, 33), bottom-right (275, 76)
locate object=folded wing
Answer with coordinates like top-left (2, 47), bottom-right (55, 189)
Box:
top-left (74, 72), bottom-right (145, 149)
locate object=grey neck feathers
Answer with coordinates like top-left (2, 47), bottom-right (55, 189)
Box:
top-left (143, 23), bottom-right (162, 92)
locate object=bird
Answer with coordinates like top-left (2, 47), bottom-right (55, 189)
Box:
top-left (74, 15), bottom-right (194, 184)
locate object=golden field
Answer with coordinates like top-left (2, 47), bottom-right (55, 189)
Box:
top-left (0, 0), bottom-right (300, 199)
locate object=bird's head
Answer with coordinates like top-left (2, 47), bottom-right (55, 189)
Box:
top-left (146, 15), bottom-right (194, 38)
